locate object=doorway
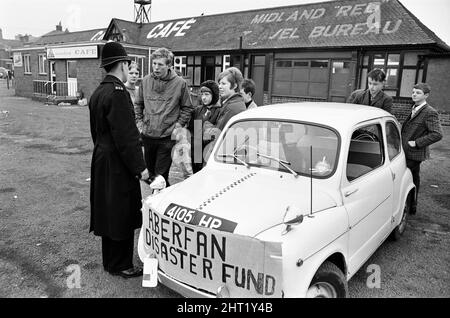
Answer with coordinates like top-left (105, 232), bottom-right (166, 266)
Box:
top-left (49, 61), bottom-right (56, 95)
top-left (67, 60), bottom-right (78, 97)
top-left (329, 60), bottom-right (355, 102)
top-left (250, 55), bottom-right (265, 106)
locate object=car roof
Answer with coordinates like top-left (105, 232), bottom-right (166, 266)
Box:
top-left (231, 102), bottom-right (396, 131)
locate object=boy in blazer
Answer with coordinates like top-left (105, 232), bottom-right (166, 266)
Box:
top-left (401, 83), bottom-right (443, 214)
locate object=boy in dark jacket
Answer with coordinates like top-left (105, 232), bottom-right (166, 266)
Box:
top-left (347, 68), bottom-right (393, 113)
top-left (401, 83), bottom-right (443, 214)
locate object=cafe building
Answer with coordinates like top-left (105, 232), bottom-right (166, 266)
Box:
top-left (13, 0), bottom-right (450, 122)
top-left (12, 25), bottom-right (149, 102)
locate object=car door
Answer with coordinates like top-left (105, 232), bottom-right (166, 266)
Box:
top-left (342, 122), bottom-right (393, 276)
top-left (385, 120), bottom-right (404, 224)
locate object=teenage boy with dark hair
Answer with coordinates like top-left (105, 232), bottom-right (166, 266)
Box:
top-left (348, 68), bottom-right (393, 113)
top-left (401, 83), bottom-right (443, 215)
top-left (240, 78), bottom-right (258, 109)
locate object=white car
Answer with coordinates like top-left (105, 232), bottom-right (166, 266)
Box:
top-left (138, 102), bottom-right (415, 298)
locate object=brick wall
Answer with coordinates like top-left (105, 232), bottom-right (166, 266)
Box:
top-left (77, 59), bottom-right (103, 100)
top-left (15, 50), bottom-right (48, 98)
top-left (426, 57), bottom-right (450, 113)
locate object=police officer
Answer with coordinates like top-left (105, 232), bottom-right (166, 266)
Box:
top-left (89, 41), bottom-right (149, 278)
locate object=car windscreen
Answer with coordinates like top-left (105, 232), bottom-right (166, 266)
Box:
top-left (214, 120), bottom-right (340, 178)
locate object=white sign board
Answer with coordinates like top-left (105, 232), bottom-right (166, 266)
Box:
top-left (47, 46), bottom-right (98, 59)
top-left (13, 52), bottom-right (22, 67)
top-left (141, 202), bottom-right (283, 298)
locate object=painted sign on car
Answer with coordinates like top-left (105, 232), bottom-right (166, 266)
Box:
top-left (142, 201), bottom-right (283, 297)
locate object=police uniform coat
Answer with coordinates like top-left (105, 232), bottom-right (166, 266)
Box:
top-left (89, 75), bottom-right (146, 240)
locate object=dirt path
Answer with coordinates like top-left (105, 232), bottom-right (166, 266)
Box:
top-left (0, 79), bottom-right (449, 298)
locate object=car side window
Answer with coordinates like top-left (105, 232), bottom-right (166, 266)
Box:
top-left (386, 121), bottom-right (401, 161)
top-left (346, 124), bottom-right (384, 182)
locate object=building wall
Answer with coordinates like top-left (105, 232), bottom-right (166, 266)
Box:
top-left (15, 50), bottom-right (48, 98)
top-left (75, 59), bottom-right (103, 100)
top-left (426, 57), bottom-right (450, 113)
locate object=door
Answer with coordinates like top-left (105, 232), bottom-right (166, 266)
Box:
top-left (329, 60), bottom-right (354, 102)
top-left (385, 120), bottom-right (404, 223)
top-left (67, 60), bottom-right (78, 97)
top-left (251, 55), bottom-right (265, 106)
top-left (49, 61), bottom-right (56, 95)
top-left (343, 122), bottom-right (393, 275)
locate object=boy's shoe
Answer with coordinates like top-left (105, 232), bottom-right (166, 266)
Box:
top-left (109, 267), bottom-right (143, 278)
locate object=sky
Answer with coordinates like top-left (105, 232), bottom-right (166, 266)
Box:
top-left (1, 0), bottom-right (449, 44)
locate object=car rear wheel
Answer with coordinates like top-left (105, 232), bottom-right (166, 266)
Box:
top-left (306, 261), bottom-right (348, 298)
top-left (392, 197), bottom-right (410, 241)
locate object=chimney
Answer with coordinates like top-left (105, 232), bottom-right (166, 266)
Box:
top-left (56, 22), bottom-right (62, 32)
top-left (0, 28), bottom-right (3, 40)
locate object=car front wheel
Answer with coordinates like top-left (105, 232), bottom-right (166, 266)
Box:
top-left (306, 261), bottom-right (348, 298)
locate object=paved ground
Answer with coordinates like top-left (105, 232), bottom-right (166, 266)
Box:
top-left (0, 79), bottom-right (449, 298)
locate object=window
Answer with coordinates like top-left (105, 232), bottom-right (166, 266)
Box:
top-left (346, 124), bottom-right (384, 181)
top-left (174, 56), bottom-right (187, 77)
top-left (215, 120), bottom-right (339, 178)
top-left (67, 61), bottom-right (77, 78)
top-left (360, 52), bottom-right (426, 97)
top-left (24, 54), bottom-right (31, 74)
top-left (186, 55), bottom-right (202, 86)
top-left (273, 59), bottom-right (329, 98)
top-left (386, 122), bottom-right (401, 161)
top-left (38, 54), bottom-right (47, 74)
top-left (186, 55), bottom-right (223, 86)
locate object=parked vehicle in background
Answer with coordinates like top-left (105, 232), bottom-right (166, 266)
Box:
top-left (0, 67), bottom-right (9, 79)
top-left (138, 102), bottom-right (415, 298)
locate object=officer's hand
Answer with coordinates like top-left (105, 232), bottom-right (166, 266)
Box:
top-left (408, 141), bottom-right (416, 148)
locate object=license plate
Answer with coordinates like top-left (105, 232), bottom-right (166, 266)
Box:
top-left (142, 257), bottom-right (158, 288)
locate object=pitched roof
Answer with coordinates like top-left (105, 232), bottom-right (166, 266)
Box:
top-left (0, 39), bottom-right (23, 50)
top-left (106, 0), bottom-right (448, 52)
top-left (105, 19), bottom-right (142, 45)
top-left (34, 28), bottom-right (106, 45)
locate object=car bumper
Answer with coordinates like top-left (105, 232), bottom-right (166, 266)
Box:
top-left (158, 270), bottom-right (216, 298)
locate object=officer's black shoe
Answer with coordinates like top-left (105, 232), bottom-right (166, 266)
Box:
top-left (110, 267), bottom-right (143, 278)
top-left (410, 206), bottom-right (417, 215)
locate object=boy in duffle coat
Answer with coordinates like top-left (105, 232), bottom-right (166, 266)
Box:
top-left (401, 83), bottom-right (443, 215)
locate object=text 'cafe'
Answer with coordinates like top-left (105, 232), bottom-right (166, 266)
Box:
top-left (11, 0), bottom-right (450, 123)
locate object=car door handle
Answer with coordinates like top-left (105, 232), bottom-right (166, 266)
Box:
top-left (344, 189), bottom-right (359, 197)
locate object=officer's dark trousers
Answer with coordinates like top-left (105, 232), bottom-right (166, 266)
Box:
top-left (142, 135), bottom-right (175, 186)
top-left (102, 236), bottom-right (134, 273)
top-left (406, 159), bottom-right (421, 212)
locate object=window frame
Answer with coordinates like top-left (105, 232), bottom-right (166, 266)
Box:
top-left (346, 122), bottom-right (386, 183)
top-left (358, 51), bottom-right (426, 98)
top-left (38, 53), bottom-right (47, 75)
top-left (23, 54), bottom-right (31, 74)
top-left (385, 121), bottom-right (402, 161)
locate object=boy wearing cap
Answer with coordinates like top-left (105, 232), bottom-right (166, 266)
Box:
top-left (89, 41), bottom-right (149, 278)
top-left (348, 68), bottom-right (393, 113)
top-left (188, 80), bottom-right (222, 173)
top-left (401, 83), bottom-right (443, 215)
